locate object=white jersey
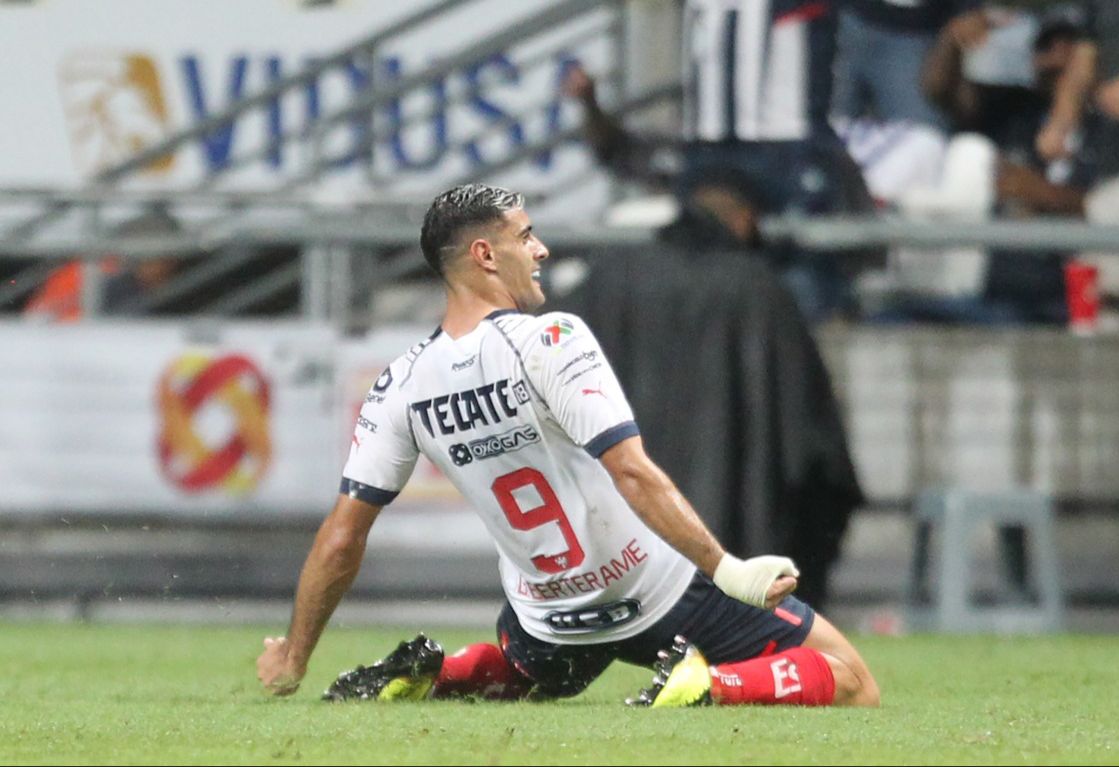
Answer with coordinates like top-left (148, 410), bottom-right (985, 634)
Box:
top-left (341, 310), bottom-right (696, 645)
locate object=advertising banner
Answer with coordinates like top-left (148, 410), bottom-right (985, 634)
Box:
top-left (0, 320), bottom-right (479, 525)
top-left (0, 0), bottom-right (614, 219)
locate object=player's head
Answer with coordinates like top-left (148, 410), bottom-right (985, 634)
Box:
top-left (420, 183), bottom-right (550, 311)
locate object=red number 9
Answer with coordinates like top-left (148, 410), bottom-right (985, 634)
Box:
top-left (492, 467), bottom-right (585, 574)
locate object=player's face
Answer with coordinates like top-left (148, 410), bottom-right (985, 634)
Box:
top-left (492, 207), bottom-right (549, 311)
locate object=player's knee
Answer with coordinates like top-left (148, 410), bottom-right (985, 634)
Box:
top-left (861, 674), bottom-right (881, 707)
top-left (850, 672), bottom-right (880, 707)
top-left (802, 614), bottom-right (879, 707)
top-left (833, 663), bottom-right (880, 707)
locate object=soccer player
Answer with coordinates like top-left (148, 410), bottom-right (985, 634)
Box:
top-left (256, 184), bottom-right (880, 708)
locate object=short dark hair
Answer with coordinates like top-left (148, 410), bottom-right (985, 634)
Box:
top-left (419, 184), bottom-right (525, 275)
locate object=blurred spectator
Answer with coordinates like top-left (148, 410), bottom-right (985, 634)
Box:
top-left (905, 4), bottom-right (1101, 325)
top-left (21, 205), bottom-right (182, 322)
top-left (925, 5), bottom-right (1098, 215)
top-left (829, 2), bottom-right (1019, 315)
top-left (833, 0), bottom-right (984, 129)
top-left (564, 63), bottom-right (873, 324)
top-left (565, 1), bottom-right (875, 324)
top-left (834, 7), bottom-right (1040, 206)
top-left (22, 259), bottom-right (119, 323)
top-left (926, 6), bottom-right (1068, 165)
top-left (1035, 0), bottom-right (1119, 170)
top-left (858, 5), bottom-right (1098, 327)
top-left (100, 205), bottom-right (183, 315)
top-left (681, 0), bottom-right (877, 323)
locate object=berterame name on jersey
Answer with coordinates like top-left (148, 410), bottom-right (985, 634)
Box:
top-left (340, 310), bottom-right (696, 644)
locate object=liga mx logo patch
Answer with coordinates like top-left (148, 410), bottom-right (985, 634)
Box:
top-left (541, 318), bottom-right (574, 347)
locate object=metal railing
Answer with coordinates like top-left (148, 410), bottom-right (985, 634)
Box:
top-left (761, 214), bottom-right (1119, 253)
top-left (5, 211), bottom-right (1119, 323)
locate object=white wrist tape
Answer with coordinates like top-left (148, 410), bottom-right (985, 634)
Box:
top-left (712, 554), bottom-right (800, 608)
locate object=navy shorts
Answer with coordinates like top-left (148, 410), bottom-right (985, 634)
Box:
top-left (496, 571), bottom-right (815, 699)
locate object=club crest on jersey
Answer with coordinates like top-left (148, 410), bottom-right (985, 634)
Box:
top-left (449, 425), bottom-right (541, 466)
top-left (541, 318), bottom-right (574, 347)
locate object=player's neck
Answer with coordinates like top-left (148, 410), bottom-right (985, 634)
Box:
top-left (441, 285), bottom-right (516, 340)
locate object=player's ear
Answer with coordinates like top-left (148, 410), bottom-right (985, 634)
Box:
top-left (469, 237), bottom-right (498, 273)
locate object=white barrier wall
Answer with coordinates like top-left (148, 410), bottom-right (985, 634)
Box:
top-left (8, 322), bottom-right (1117, 521)
top-left (0, 320), bottom-right (472, 519)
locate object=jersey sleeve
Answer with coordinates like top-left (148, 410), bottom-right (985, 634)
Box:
top-left (339, 363), bottom-right (419, 506)
top-left (524, 313), bottom-right (639, 457)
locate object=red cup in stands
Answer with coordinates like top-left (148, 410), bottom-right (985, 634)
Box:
top-left (1064, 260), bottom-right (1100, 334)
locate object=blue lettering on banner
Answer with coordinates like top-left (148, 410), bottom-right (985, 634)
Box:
top-left (181, 54), bottom-right (248, 170)
top-left (384, 56), bottom-right (448, 170)
top-left (464, 53), bottom-right (524, 167)
top-left (176, 51), bottom-right (584, 175)
top-left (266, 55), bottom-right (283, 168)
top-left (344, 58), bottom-right (373, 167)
top-left (537, 54), bottom-right (581, 170)
top-left (302, 56), bottom-right (374, 167)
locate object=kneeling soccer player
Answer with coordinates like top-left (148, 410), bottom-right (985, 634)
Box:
top-left (257, 183), bottom-right (880, 709)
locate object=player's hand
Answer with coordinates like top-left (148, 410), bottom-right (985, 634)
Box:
top-left (765, 575), bottom-right (799, 610)
top-left (712, 554), bottom-right (799, 610)
top-left (257, 636), bottom-right (305, 696)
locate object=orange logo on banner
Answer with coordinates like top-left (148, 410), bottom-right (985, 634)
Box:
top-left (157, 353), bottom-right (272, 494)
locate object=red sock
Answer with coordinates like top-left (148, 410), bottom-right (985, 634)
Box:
top-left (432, 642), bottom-right (531, 700)
top-left (709, 647), bottom-right (836, 706)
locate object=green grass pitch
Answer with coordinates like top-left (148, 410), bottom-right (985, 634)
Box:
top-left (1, 621), bottom-right (1116, 765)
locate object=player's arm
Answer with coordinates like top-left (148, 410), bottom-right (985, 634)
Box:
top-left (257, 493), bottom-right (382, 696)
top-left (528, 313), bottom-right (797, 610)
top-left (256, 358), bottom-right (416, 696)
top-left (599, 435), bottom-right (797, 611)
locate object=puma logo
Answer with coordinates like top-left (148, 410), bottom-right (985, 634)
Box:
top-left (581, 387), bottom-right (607, 399)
